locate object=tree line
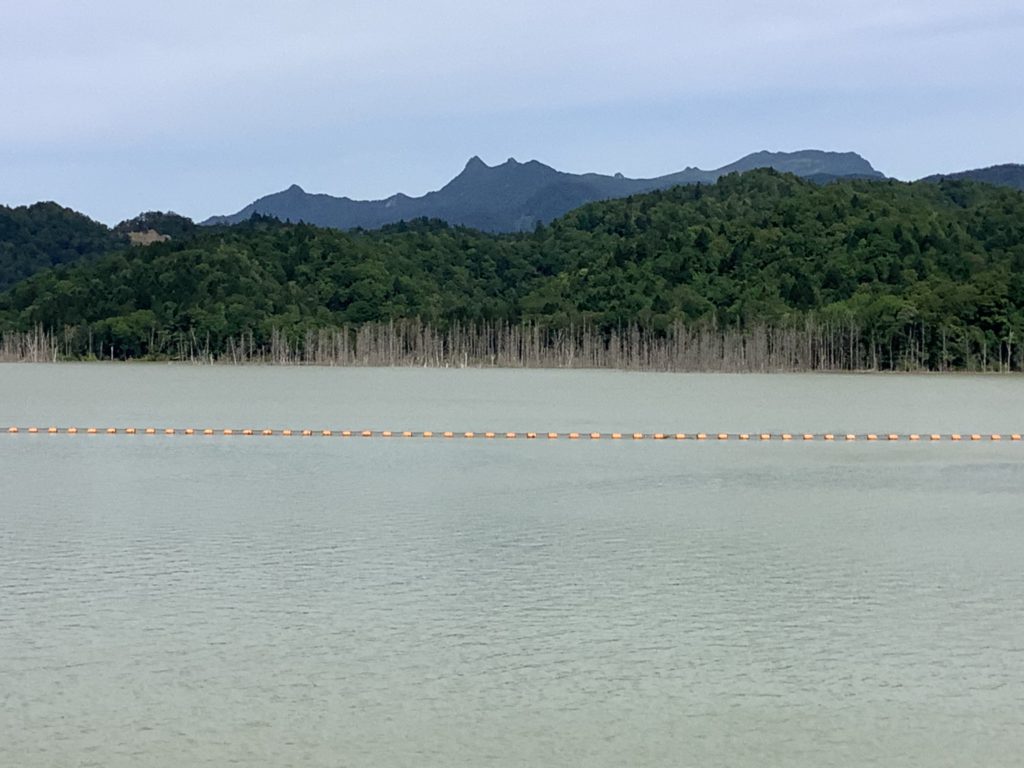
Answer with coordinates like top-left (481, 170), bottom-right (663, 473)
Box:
top-left (1, 170), bottom-right (1022, 370)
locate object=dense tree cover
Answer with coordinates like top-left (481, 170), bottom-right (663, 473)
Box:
top-left (2, 170), bottom-right (1023, 369)
top-left (0, 202), bottom-right (127, 290)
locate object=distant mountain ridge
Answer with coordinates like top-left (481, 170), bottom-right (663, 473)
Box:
top-left (920, 164), bottom-right (1024, 191)
top-left (202, 150), bottom-right (886, 232)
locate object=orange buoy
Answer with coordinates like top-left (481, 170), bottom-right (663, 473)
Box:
top-left (485, 432), bottom-right (496, 439)
top-left (632, 433), bottom-right (644, 440)
top-left (403, 431), bottom-right (414, 438)
top-left (909, 434), bottom-right (920, 441)
top-left (464, 432), bottom-right (476, 439)
top-left (990, 434), bottom-right (1002, 441)
top-left (165, 428), bottom-right (175, 435)
top-left (281, 429), bottom-right (293, 436)
top-left (7, 427), bottom-right (18, 433)
top-left (845, 434), bottom-right (856, 440)
top-left (569, 432), bottom-right (580, 440)
top-left (823, 434), bottom-right (834, 441)
top-left (504, 432), bottom-right (516, 439)
top-left (781, 434), bottom-right (792, 441)
top-left (443, 431), bottom-right (455, 438)
top-left (262, 429), bottom-right (273, 436)
top-left (322, 430), bottom-right (332, 437)
top-left (970, 434), bottom-right (982, 441)
top-left (887, 434), bottom-right (899, 441)
top-left (802, 434), bottom-right (814, 441)
top-left (717, 433), bottom-right (729, 440)
top-left (674, 433), bottom-right (686, 440)
top-left (223, 429), bottom-right (234, 436)
top-left (87, 428), bottom-right (97, 434)
top-left (548, 432), bottom-right (559, 439)
top-left (109, 427), bottom-right (120, 434)
top-left (760, 433), bottom-right (771, 440)
top-left (126, 427), bottom-right (136, 434)
top-left (1011, 434), bottom-right (1022, 441)
top-left (184, 428), bottom-right (194, 435)
top-left (866, 434), bottom-right (877, 441)
top-left (362, 430), bottom-right (373, 437)
top-left (590, 432), bottom-right (602, 439)
top-left (379, 431), bottom-right (391, 437)
top-left (696, 433), bottom-right (707, 440)
top-left (951, 434), bottom-right (961, 441)
top-left (423, 431), bottom-right (433, 438)
top-left (739, 433), bottom-right (750, 440)
top-left (202, 429), bottom-right (214, 436)
top-left (930, 434), bottom-right (941, 441)
top-left (145, 428), bottom-right (156, 435)
top-left (67, 427), bottom-right (78, 434)
top-left (27, 427), bottom-right (38, 434)
top-left (610, 433), bottom-right (622, 440)
top-left (48, 427), bottom-right (58, 434)
top-left (653, 433), bottom-right (666, 440)
top-left (527, 432), bottom-right (538, 439)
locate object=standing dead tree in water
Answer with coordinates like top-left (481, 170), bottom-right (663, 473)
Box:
top-left (0, 325), bottom-right (59, 363)
top-left (3, 318), bottom-right (1017, 371)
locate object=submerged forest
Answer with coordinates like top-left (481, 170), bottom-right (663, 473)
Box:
top-left (2, 170), bottom-right (1023, 370)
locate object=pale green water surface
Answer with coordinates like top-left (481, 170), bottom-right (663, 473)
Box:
top-left (1, 364), bottom-right (1023, 767)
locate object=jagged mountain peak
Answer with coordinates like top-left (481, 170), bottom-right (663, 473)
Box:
top-left (202, 149), bottom-right (891, 232)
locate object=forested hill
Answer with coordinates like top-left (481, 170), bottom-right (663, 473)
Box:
top-left (0, 202), bottom-right (127, 290)
top-left (2, 170), bottom-right (1023, 370)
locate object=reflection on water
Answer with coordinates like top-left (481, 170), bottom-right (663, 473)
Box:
top-left (1, 365), bottom-right (1023, 766)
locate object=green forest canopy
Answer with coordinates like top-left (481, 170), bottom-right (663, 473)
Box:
top-left (0, 202), bottom-right (127, 291)
top-left (1, 170), bottom-right (1023, 369)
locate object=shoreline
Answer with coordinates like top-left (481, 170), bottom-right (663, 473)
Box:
top-left (0, 358), bottom-right (1020, 375)
top-left (4, 319), bottom-right (1018, 372)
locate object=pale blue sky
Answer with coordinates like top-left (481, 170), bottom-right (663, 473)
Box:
top-left (2, 0), bottom-right (1021, 224)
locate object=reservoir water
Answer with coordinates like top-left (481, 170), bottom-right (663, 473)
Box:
top-left (2, 364), bottom-right (1023, 766)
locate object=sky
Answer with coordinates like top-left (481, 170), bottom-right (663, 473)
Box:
top-left (1, 0), bottom-right (1021, 224)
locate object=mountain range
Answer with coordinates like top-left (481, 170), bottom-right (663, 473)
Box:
top-left (202, 150), bottom-right (887, 233)
top-left (920, 164), bottom-right (1024, 191)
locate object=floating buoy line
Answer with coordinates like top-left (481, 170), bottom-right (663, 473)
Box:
top-left (2, 426), bottom-right (1021, 442)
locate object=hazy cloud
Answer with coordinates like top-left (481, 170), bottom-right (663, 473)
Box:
top-left (1, 0), bottom-right (1021, 222)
